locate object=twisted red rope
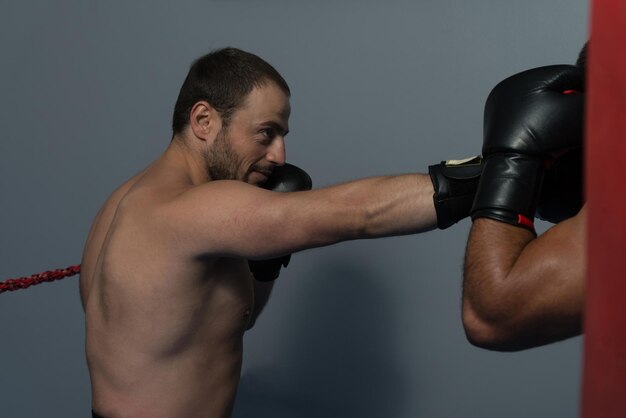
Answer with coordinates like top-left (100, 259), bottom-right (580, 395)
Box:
top-left (0, 265), bottom-right (81, 294)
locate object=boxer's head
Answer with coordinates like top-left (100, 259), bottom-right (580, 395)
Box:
top-left (171, 48), bottom-right (291, 184)
top-left (172, 47), bottom-right (290, 135)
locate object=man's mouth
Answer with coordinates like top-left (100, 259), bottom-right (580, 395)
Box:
top-left (250, 168), bottom-right (273, 185)
top-left (254, 167), bottom-right (273, 178)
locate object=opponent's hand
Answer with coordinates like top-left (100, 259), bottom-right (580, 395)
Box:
top-left (482, 65), bottom-right (584, 157)
top-left (248, 163), bottom-right (312, 282)
top-left (537, 147), bottom-right (584, 223)
top-left (471, 65), bottom-right (584, 231)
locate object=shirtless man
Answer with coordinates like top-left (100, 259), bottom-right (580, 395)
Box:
top-left (462, 49), bottom-right (586, 351)
top-left (80, 47), bottom-right (481, 418)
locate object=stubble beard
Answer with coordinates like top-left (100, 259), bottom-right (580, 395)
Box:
top-left (205, 128), bottom-right (246, 182)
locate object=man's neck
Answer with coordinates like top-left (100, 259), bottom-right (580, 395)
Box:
top-left (163, 139), bottom-right (210, 186)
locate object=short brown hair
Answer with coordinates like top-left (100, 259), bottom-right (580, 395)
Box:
top-left (172, 47), bottom-right (290, 135)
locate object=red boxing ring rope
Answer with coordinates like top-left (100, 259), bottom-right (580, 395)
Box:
top-left (0, 265), bottom-right (81, 294)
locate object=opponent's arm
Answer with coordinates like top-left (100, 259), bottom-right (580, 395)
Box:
top-left (462, 65), bottom-right (585, 351)
top-left (463, 207), bottom-right (585, 351)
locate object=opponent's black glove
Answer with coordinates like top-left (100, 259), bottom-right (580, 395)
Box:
top-left (537, 147), bottom-right (584, 223)
top-left (248, 163), bottom-right (312, 282)
top-left (471, 65), bottom-right (585, 232)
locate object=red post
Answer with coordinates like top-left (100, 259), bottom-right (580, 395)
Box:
top-left (582, 0), bottom-right (626, 416)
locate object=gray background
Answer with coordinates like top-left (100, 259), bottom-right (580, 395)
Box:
top-left (1, 1), bottom-right (588, 417)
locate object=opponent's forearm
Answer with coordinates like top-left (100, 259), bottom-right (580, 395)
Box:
top-left (463, 218), bottom-right (584, 350)
top-left (463, 219), bottom-right (534, 326)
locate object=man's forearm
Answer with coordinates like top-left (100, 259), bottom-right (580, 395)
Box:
top-left (346, 173), bottom-right (438, 238)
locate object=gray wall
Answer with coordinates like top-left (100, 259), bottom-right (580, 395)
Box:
top-left (1, 1), bottom-right (588, 417)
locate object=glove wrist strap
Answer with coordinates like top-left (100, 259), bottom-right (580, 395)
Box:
top-left (429, 156), bottom-right (483, 229)
top-left (470, 153), bottom-right (544, 233)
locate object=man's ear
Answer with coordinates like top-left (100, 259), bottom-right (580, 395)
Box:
top-left (189, 101), bottom-right (222, 142)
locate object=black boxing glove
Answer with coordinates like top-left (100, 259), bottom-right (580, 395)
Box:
top-left (536, 147), bottom-right (584, 223)
top-left (471, 65), bottom-right (584, 232)
top-left (248, 163), bottom-right (313, 282)
top-left (429, 156), bottom-right (484, 229)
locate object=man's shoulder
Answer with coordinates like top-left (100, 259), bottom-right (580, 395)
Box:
top-left (156, 179), bottom-right (259, 210)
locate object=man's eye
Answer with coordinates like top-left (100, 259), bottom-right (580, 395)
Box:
top-left (261, 128), bottom-right (276, 139)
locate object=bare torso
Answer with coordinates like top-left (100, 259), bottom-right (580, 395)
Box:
top-left (80, 157), bottom-right (255, 418)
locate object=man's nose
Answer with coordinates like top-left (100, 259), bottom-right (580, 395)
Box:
top-left (267, 137), bottom-right (286, 166)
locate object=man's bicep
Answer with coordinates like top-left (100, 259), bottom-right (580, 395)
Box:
top-left (157, 181), bottom-right (342, 260)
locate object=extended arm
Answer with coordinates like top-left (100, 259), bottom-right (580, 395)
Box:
top-left (158, 172), bottom-right (438, 261)
top-left (240, 160), bottom-right (480, 327)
